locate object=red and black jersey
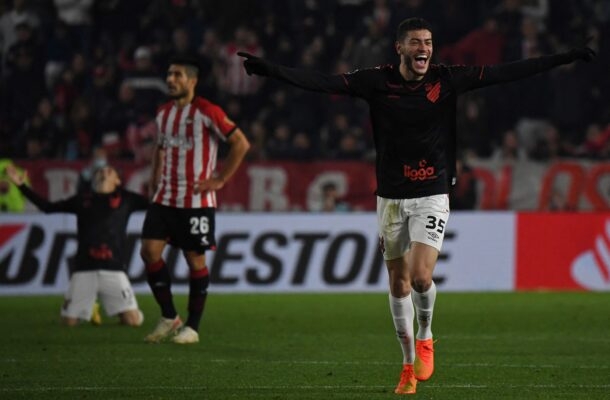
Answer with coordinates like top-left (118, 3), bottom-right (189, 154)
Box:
top-left (266, 51), bottom-right (578, 199)
top-left (18, 185), bottom-right (149, 272)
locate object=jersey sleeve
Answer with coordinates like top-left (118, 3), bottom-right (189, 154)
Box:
top-left (445, 51), bottom-right (578, 94)
top-left (18, 185), bottom-right (78, 214)
top-left (342, 68), bottom-right (377, 98)
top-left (270, 65), bottom-right (372, 98)
top-left (207, 104), bottom-right (238, 141)
top-left (125, 190), bottom-right (150, 212)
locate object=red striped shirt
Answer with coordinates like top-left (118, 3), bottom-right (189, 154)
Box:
top-left (153, 97), bottom-right (236, 208)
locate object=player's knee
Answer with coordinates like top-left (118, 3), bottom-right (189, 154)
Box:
top-left (141, 245), bottom-right (164, 266)
top-left (411, 276), bottom-right (432, 292)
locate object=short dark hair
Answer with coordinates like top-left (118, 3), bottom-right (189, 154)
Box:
top-left (169, 55), bottom-right (200, 78)
top-left (396, 17), bottom-right (433, 42)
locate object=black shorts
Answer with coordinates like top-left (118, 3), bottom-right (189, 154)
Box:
top-left (142, 203), bottom-right (216, 253)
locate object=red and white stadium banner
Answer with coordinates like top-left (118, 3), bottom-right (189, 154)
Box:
top-left (1, 212), bottom-right (609, 295)
top-left (11, 159), bottom-right (610, 211)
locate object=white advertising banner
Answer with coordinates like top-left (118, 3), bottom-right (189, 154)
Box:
top-left (0, 212), bottom-right (516, 295)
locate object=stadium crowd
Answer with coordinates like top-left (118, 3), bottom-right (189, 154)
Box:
top-left (0, 0), bottom-right (609, 164)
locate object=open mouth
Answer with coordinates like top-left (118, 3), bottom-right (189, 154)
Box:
top-left (414, 54), bottom-right (428, 68)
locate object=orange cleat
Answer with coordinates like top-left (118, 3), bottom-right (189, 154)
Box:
top-left (394, 364), bottom-right (417, 395)
top-left (414, 338), bottom-right (435, 381)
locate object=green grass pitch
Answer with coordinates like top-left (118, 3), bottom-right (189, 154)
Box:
top-left (1, 292), bottom-right (609, 399)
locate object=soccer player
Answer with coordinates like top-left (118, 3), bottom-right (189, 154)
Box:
top-left (238, 18), bottom-right (595, 394)
top-left (6, 164), bottom-right (148, 327)
top-left (141, 56), bottom-right (250, 344)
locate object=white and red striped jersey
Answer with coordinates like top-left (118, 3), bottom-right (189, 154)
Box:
top-left (153, 96), bottom-right (237, 208)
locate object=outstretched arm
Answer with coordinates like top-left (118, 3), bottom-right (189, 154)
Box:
top-left (238, 52), bottom-right (352, 95)
top-left (452, 46), bottom-right (596, 92)
top-left (6, 165), bottom-right (76, 213)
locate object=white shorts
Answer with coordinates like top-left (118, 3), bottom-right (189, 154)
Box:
top-left (377, 194), bottom-right (450, 260)
top-left (61, 270), bottom-right (139, 320)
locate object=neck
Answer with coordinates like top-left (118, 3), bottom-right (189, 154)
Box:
top-left (399, 62), bottom-right (424, 82)
top-left (174, 92), bottom-right (195, 108)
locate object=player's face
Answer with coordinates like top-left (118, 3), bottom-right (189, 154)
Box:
top-left (92, 166), bottom-right (120, 193)
top-left (397, 29), bottom-right (433, 80)
top-left (166, 65), bottom-right (195, 99)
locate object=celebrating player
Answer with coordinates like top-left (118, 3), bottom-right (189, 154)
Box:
top-left (238, 17), bottom-right (595, 394)
top-left (6, 164), bottom-right (148, 327)
top-left (141, 56), bottom-right (250, 344)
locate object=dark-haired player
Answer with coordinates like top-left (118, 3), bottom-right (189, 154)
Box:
top-left (141, 56), bottom-right (250, 344)
top-left (238, 17), bottom-right (595, 394)
top-left (7, 164), bottom-right (148, 327)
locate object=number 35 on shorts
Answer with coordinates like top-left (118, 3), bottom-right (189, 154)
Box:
top-left (425, 215), bottom-right (446, 233)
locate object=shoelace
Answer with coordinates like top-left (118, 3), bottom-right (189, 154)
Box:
top-left (398, 367), bottom-right (415, 385)
top-left (416, 341), bottom-right (435, 363)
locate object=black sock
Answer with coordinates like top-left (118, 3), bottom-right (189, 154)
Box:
top-left (186, 269), bottom-right (209, 331)
top-left (146, 260), bottom-right (177, 319)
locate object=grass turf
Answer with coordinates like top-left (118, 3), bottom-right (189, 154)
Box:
top-left (0, 292), bottom-right (609, 399)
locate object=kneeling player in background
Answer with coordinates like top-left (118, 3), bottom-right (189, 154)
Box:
top-left (7, 164), bottom-right (148, 327)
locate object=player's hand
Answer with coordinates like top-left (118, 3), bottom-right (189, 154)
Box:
top-left (5, 164), bottom-right (25, 186)
top-left (193, 177), bottom-right (225, 194)
top-left (237, 51), bottom-right (274, 76)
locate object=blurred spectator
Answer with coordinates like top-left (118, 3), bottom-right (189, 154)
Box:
top-left (18, 97), bottom-right (61, 158)
top-left (44, 20), bottom-right (73, 90)
top-left (549, 62), bottom-right (596, 146)
top-left (0, 158), bottom-right (29, 211)
top-left (320, 181), bottom-right (351, 212)
top-left (577, 123), bottom-right (610, 159)
top-left (348, 20), bottom-right (391, 68)
top-left (53, 0), bottom-right (94, 54)
top-left (245, 120), bottom-right (267, 160)
top-left (99, 81), bottom-right (138, 140)
top-left (334, 129), bottom-right (367, 160)
top-left (439, 16), bottom-right (505, 65)
top-left (5, 21), bottom-right (42, 75)
top-left (266, 123), bottom-right (292, 160)
top-left (495, 0), bottom-right (524, 61)
top-left (65, 97), bottom-right (94, 160)
top-left (0, 0), bottom-right (40, 71)
top-left (121, 46), bottom-right (167, 115)
top-left (125, 114), bottom-right (157, 164)
top-left (218, 25), bottom-right (263, 97)
top-left (2, 44), bottom-right (45, 137)
top-left (490, 129), bottom-right (528, 163)
top-left (456, 94), bottom-right (491, 157)
top-left (291, 131), bottom-right (316, 161)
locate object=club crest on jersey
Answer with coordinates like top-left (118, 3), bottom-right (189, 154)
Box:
top-left (425, 81), bottom-right (441, 103)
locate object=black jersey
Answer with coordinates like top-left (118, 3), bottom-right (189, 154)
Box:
top-left (265, 51), bottom-right (579, 199)
top-left (19, 185), bottom-right (149, 272)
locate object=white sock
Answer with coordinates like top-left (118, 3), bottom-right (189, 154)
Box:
top-left (389, 293), bottom-right (415, 364)
top-left (411, 281), bottom-right (436, 340)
